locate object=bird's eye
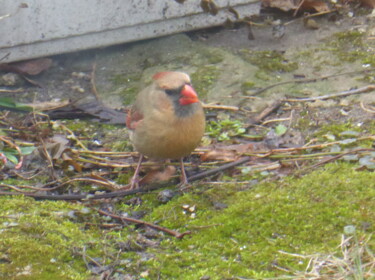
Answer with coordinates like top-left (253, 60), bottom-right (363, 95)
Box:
top-left (165, 86), bottom-right (184, 96)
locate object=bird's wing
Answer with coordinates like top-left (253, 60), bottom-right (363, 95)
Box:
top-left (126, 106), bottom-right (143, 130)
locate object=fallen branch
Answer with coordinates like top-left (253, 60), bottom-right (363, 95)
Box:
top-left (284, 85), bottom-right (375, 102)
top-left (1, 138), bottom-right (374, 200)
top-left (187, 156), bottom-right (252, 182)
top-left (0, 156), bottom-right (255, 200)
top-left (96, 208), bottom-right (191, 239)
top-left (252, 69), bottom-right (375, 95)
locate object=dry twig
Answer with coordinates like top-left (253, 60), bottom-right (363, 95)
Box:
top-left (252, 69), bottom-right (375, 95)
top-left (202, 103), bottom-right (239, 111)
top-left (249, 100), bottom-right (283, 125)
top-left (96, 208), bottom-right (191, 239)
top-left (360, 101), bottom-right (375, 114)
top-left (0, 88), bottom-right (24, 93)
top-left (90, 61), bottom-right (100, 101)
top-left (284, 85), bottom-right (375, 102)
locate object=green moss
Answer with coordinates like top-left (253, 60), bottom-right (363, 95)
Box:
top-left (63, 120), bottom-right (94, 133)
top-left (109, 140), bottom-right (132, 152)
top-left (199, 48), bottom-right (224, 65)
top-left (142, 162), bottom-right (375, 279)
top-left (296, 118), bottom-right (313, 132)
top-left (326, 31), bottom-right (375, 67)
top-left (190, 65), bottom-right (220, 98)
top-left (110, 73), bottom-right (142, 105)
top-left (116, 172), bottom-right (132, 185)
top-left (313, 122), bottom-right (361, 141)
top-left (1, 157), bottom-right (374, 279)
top-left (335, 30), bottom-right (363, 45)
top-left (241, 81), bottom-right (256, 93)
top-left (240, 50), bottom-right (298, 73)
top-left (110, 73), bottom-right (142, 87)
top-left (0, 196), bottom-right (98, 279)
top-left (118, 86), bottom-right (139, 105)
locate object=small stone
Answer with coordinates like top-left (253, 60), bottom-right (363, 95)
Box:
top-left (71, 85), bottom-right (85, 93)
top-left (126, 197), bottom-right (143, 206)
top-left (71, 71), bottom-right (90, 80)
top-left (130, 210), bottom-right (147, 219)
top-left (157, 189), bottom-right (175, 203)
top-left (213, 202), bottom-right (227, 210)
top-left (304, 18), bottom-right (319, 30)
top-left (140, 271), bottom-right (149, 277)
top-left (0, 73), bottom-right (24, 86)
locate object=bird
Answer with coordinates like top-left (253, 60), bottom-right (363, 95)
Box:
top-left (126, 71), bottom-right (205, 189)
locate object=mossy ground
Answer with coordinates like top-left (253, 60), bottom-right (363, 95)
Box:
top-left (142, 162), bottom-right (374, 279)
top-left (0, 197), bottom-right (95, 279)
top-left (1, 161), bottom-right (374, 279)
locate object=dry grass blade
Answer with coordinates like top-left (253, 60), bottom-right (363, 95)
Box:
top-left (278, 233), bottom-right (374, 279)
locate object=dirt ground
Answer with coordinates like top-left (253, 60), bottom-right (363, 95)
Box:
top-left (2, 10), bottom-right (371, 151)
top-left (2, 10), bottom-right (374, 122)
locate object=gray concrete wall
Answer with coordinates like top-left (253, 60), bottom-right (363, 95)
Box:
top-left (0, 0), bottom-right (260, 63)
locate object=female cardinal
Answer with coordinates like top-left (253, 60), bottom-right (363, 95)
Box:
top-left (126, 71), bottom-right (205, 189)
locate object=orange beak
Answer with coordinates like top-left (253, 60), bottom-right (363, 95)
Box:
top-left (179, 84), bottom-right (199, 105)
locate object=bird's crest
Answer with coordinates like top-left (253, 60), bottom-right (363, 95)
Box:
top-left (152, 71), bottom-right (173, 80)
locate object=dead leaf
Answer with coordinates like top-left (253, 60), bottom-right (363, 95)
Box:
top-left (201, 143), bottom-right (265, 161)
top-left (61, 152), bottom-right (83, 172)
top-left (200, 0), bottom-right (219, 15)
top-left (201, 149), bottom-right (238, 162)
top-left (301, 0), bottom-right (330, 13)
top-left (228, 7), bottom-right (240, 19)
top-left (358, 0), bottom-right (375, 8)
top-left (0, 58), bottom-right (52, 75)
top-left (39, 135), bottom-right (70, 160)
top-left (262, 0), bottom-right (297, 11)
top-left (45, 98), bottom-right (126, 124)
top-left (27, 100), bottom-right (70, 111)
top-left (139, 165), bottom-right (177, 185)
top-left (262, 0), bottom-right (330, 13)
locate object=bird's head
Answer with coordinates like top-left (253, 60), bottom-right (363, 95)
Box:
top-left (153, 71), bottom-right (200, 106)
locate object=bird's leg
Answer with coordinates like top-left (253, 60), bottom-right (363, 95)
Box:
top-left (130, 154), bottom-right (143, 189)
top-left (178, 158), bottom-right (190, 190)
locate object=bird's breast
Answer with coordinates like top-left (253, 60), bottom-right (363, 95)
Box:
top-left (132, 105), bottom-right (205, 159)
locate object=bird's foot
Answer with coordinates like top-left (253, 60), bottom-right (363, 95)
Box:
top-left (129, 177), bottom-right (140, 190)
top-left (178, 158), bottom-right (192, 191)
top-left (128, 154), bottom-right (144, 190)
top-left (177, 177), bottom-right (192, 192)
